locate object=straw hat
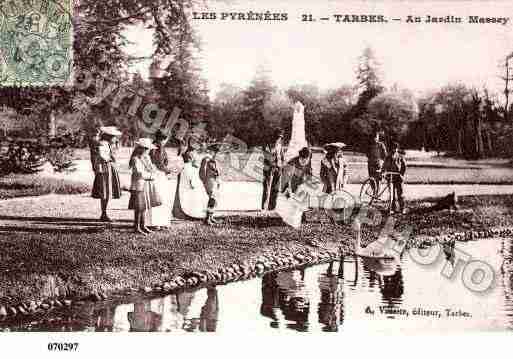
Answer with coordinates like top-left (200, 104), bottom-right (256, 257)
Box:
top-left (206, 142), bottom-right (226, 152)
top-left (99, 126), bottom-right (122, 137)
top-left (324, 142), bottom-right (346, 151)
top-left (134, 138), bottom-right (156, 149)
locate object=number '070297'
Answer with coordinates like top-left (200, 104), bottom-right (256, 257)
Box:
top-left (47, 343), bottom-right (79, 351)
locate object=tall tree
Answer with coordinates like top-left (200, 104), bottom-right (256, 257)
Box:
top-left (239, 63), bottom-right (281, 147)
top-left (500, 51), bottom-right (513, 121)
top-left (150, 0), bottom-right (209, 122)
top-left (353, 46), bottom-right (384, 118)
top-left (366, 88), bottom-right (418, 144)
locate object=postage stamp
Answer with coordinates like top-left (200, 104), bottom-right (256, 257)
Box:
top-left (0, 0), bottom-right (72, 86)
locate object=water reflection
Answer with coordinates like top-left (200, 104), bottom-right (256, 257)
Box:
top-left (261, 269), bottom-right (310, 331)
top-left (103, 289), bottom-right (218, 332)
top-left (3, 239), bottom-right (513, 332)
top-left (317, 261), bottom-right (344, 332)
top-left (259, 263), bottom-right (345, 332)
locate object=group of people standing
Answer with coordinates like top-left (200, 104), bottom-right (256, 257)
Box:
top-left (90, 125), bottom-right (407, 234)
top-left (261, 128), bottom-right (348, 214)
top-left (367, 131), bottom-right (407, 214)
top-left (90, 126), bottom-right (222, 235)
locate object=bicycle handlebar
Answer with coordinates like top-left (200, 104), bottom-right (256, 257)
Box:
top-left (375, 170), bottom-right (402, 176)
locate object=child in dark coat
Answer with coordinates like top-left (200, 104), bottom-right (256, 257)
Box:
top-left (200, 143), bottom-right (222, 225)
top-left (385, 142), bottom-right (407, 214)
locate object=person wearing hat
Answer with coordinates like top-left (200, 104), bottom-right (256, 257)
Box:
top-left (172, 143), bottom-right (209, 220)
top-left (181, 133), bottom-right (202, 164)
top-left (283, 146), bottom-right (313, 193)
top-left (148, 129), bottom-right (173, 230)
top-left (384, 141), bottom-right (407, 214)
top-left (281, 147), bottom-right (313, 224)
top-left (91, 126), bottom-right (123, 222)
top-left (367, 130), bottom-right (387, 193)
top-left (262, 128), bottom-right (285, 211)
top-left (128, 138), bottom-right (159, 235)
top-left (199, 143), bottom-right (222, 225)
top-left (320, 143), bottom-right (348, 194)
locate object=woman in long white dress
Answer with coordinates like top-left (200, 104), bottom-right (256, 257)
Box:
top-left (172, 146), bottom-right (209, 220)
top-left (147, 130), bottom-right (173, 230)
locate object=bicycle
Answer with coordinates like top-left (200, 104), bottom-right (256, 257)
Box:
top-left (359, 171), bottom-right (402, 212)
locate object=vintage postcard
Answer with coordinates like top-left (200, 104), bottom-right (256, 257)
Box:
top-left (1, 0), bottom-right (513, 355)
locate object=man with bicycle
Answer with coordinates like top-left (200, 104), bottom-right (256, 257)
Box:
top-left (385, 141), bottom-right (407, 214)
top-left (367, 130), bottom-right (387, 192)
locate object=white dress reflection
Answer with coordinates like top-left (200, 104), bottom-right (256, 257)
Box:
top-left (317, 261), bottom-right (344, 332)
top-left (112, 303), bottom-right (134, 332)
top-left (107, 289), bottom-right (220, 332)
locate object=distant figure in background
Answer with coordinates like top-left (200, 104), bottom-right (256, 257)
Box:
top-left (128, 138), bottom-right (158, 235)
top-left (320, 143), bottom-right (347, 194)
top-left (88, 128), bottom-right (101, 171)
top-left (91, 126), bottom-right (122, 222)
top-left (384, 141), bottom-right (407, 214)
top-left (148, 129), bottom-right (173, 230)
top-left (367, 130), bottom-right (387, 192)
top-left (200, 143), bottom-right (222, 226)
top-left (262, 129), bottom-right (285, 211)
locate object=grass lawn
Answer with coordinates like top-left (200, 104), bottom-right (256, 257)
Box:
top-left (1, 193), bottom-right (513, 306)
top-left (72, 147), bottom-right (513, 185)
top-left (0, 174), bottom-right (90, 200)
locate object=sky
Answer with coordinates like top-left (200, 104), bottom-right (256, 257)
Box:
top-left (124, 0), bottom-right (513, 100)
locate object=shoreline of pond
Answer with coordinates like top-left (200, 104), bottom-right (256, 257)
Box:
top-left (1, 193), bottom-right (513, 322)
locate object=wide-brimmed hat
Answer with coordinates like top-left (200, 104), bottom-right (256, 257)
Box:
top-left (134, 138), bottom-right (156, 149)
top-left (206, 142), bottom-right (226, 152)
top-left (99, 126), bottom-right (122, 137)
top-left (188, 136), bottom-right (202, 150)
top-left (324, 142), bottom-right (346, 151)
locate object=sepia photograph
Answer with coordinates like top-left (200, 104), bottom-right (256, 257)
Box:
top-left (1, 0), bottom-right (513, 355)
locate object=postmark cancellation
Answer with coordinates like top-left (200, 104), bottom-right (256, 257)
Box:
top-left (0, 0), bottom-right (72, 87)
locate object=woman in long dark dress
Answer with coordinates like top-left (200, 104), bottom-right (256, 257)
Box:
top-left (91, 126), bottom-right (122, 221)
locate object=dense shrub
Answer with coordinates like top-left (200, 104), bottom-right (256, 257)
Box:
top-left (1, 133), bottom-right (82, 175)
top-left (0, 141), bottom-right (46, 175)
top-left (46, 147), bottom-right (76, 173)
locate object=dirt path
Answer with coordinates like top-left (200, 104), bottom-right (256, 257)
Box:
top-left (2, 182), bottom-right (513, 231)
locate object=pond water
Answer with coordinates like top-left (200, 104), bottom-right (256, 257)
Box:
top-left (3, 239), bottom-right (513, 332)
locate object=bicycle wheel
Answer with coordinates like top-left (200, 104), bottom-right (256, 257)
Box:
top-left (382, 181), bottom-right (392, 212)
top-left (359, 178), bottom-right (376, 206)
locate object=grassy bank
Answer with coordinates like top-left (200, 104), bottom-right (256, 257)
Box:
top-left (0, 174), bottom-right (90, 200)
top-left (0, 193), bottom-right (513, 311)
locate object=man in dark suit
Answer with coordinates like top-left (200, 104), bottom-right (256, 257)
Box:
top-left (262, 129), bottom-right (285, 210)
top-left (367, 130), bottom-right (387, 192)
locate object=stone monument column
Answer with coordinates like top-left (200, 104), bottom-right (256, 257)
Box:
top-left (285, 101), bottom-right (308, 162)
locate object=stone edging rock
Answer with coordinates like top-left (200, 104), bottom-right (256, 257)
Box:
top-left (0, 248), bottom-right (339, 322)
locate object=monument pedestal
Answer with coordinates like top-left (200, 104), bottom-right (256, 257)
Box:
top-left (285, 101), bottom-right (308, 162)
